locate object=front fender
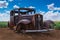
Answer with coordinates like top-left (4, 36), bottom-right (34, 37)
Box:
top-left (17, 19), bottom-right (31, 25)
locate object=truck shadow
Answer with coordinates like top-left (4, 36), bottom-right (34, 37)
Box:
top-left (19, 32), bottom-right (54, 37)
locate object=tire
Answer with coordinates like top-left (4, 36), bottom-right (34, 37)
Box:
top-left (8, 22), bottom-right (14, 30)
top-left (8, 22), bottom-right (9, 27)
top-left (15, 23), bottom-right (26, 33)
top-left (15, 24), bottom-right (21, 33)
top-left (49, 23), bottom-right (55, 29)
top-left (43, 20), bottom-right (55, 29)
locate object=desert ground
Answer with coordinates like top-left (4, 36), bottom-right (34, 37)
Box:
top-left (0, 28), bottom-right (60, 40)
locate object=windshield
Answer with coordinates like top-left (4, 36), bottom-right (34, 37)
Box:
top-left (20, 10), bottom-right (28, 12)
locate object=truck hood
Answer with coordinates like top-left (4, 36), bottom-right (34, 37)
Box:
top-left (19, 19), bottom-right (31, 24)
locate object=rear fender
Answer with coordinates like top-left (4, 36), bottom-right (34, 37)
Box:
top-left (8, 21), bottom-right (15, 29)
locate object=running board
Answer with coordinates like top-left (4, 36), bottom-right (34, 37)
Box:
top-left (22, 29), bottom-right (54, 32)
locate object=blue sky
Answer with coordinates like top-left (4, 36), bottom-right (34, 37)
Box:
top-left (0, 0), bottom-right (60, 21)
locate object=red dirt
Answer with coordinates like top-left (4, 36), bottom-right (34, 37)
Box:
top-left (0, 28), bottom-right (60, 40)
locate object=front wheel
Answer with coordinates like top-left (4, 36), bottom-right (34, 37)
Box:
top-left (15, 23), bottom-right (26, 33)
top-left (15, 24), bottom-right (21, 33)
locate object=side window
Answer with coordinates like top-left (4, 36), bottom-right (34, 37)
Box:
top-left (15, 13), bottom-right (18, 16)
top-left (29, 11), bottom-right (34, 15)
top-left (29, 12), bottom-right (31, 15)
top-left (32, 12), bottom-right (34, 15)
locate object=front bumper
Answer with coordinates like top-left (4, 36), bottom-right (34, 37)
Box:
top-left (22, 29), bottom-right (54, 33)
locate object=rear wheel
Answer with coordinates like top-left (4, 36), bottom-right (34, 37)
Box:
top-left (8, 22), bottom-right (9, 27)
top-left (43, 20), bottom-right (55, 31)
top-left (8, 22), bottom-right (14, 30)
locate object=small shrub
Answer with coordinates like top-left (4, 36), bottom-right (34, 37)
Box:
top-left (54, 26), bottom-right (60, 30)
top-left (54, 21), bottom-right (60, 30)
top-left (0, 22), bottom-right (8, 28)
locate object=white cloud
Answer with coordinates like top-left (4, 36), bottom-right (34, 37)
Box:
top-left (45, 3), bottom-right (60, 21)
top-left (0, 1), bottom-right (8, 8)
top-left (39, 11), bottom-right (45, 15)
top-left (13, 5), bottom-right (20, 8)
top-left (0, 13), bottom-right (4, 16)
top-left (47, 3), bottom-right (60, 10)
top-left (47, 3), bottom-right (54, 10)
top-left (9, 0), bottom-right (13, 2)
top-left (28, 6), bottom-right (35, 8)
top-left (43, 11), bottom-right (60, 21)
top-left (24, 6), bottom-right (35, 8)
top-left (0, 11), bottom-right (10, 21)
top-left (54, 7), bottom-right (60, 10)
